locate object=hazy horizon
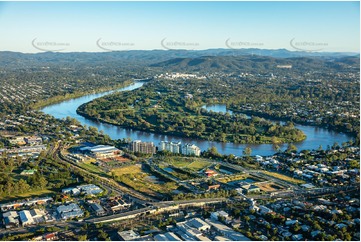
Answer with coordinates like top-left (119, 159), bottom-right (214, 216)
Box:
top-left (0, 1), bottom-right (359, 53)
top-left (1, 48), bottom-right (360, 55)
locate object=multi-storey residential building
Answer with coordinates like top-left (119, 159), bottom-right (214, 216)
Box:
top-left (129, 140), bottom-right (156, 154)
top-left (158, 141), bottom-right (182, 154)
top-left (182, 143), bottom-right (201, 156)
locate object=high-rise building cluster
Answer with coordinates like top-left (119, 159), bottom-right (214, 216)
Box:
top-left (159, 141), bottom-right (201, 156)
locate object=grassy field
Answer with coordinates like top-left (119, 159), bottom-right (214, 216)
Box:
top-left (166, 159), bottom-right (190, 168)
top-left (216, 174), bottom-right (249, 183)
top-left (165, 158), bottom-right (211, 172)
top-left (112, 165), bottom-right (179, 197)
top-left (110, 164), bottom-right (142, 176)
top-left (78, 160), bottom-right (107, 176)
top-left (261, 171), bottom-right (306, 185)
top-left (0, 189), bottom-right (55, 202)
top-left (166, 168), bottom-right (194, 180)
top-left (256, 182), bottom-right (285, 192)
top-left (187, 160), bottom-right (212, 171)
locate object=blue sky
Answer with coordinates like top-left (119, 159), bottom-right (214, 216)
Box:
top-left (0, 1), bottom-right (359, 53)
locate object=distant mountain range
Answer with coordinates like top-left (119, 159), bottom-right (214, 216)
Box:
top-left (151, 55), bottom-right (360, 73)
top-left (0, 49), bottom-right (359, 69)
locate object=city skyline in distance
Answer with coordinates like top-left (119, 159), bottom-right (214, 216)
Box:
top-left (0, 1), bottom-right (359, 53)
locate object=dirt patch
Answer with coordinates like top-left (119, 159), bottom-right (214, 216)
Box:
top-left (256, 182), bottom-right (285, 192)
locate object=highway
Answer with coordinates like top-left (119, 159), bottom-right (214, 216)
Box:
top-left (86, 198), bottom-right (227, 224)
top-left (41, 142), bottom-right (359, 228)
top-left (53, 142), bottom-right (157, 203)
top-left (85, 184), bottom-right (358, 224)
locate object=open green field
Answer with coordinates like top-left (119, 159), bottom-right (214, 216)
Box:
top-left (261, 171), bottom-right (306, 185)
top-left (78, 160), bottom-right (107, 176)
top-left (165, 158), bottom-right (212, 172)
top-left (0, 189), bottom-right (55, 202)
top-left (164, 167), bottom-right (195, 180)
top-left (216, 174), bottom-right (249, 183)
top-left (187, 160), bottom-right (212, 171)
top-left (110, 164), bottom-right (142, 176)
top-left (112, 165), bottom-right (179, 197)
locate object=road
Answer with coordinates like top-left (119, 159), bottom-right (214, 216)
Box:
top-left (53, 141), bottom-right (157, 203)
top-left (147, 159), bottom-right (201, 194)
top-left (0, 220), bottom-right (81, 238)
top-left (86, 197), bottom-right (227, 224)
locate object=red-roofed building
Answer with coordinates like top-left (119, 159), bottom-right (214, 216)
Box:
top-left (43, 232), bottom-right (58, 241)
top-left (207, 184), bottom-right (221, 191)
top-left (205, 169), bottom-right (218, 177)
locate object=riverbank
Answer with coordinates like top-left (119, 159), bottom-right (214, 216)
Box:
top-left (34, 80), bottom-right (134, 110)
top-left (236, 109), bottom-right (358, 137)
top-left (76, 82), bottom-right (306, 144)
top-left (41, 81), bottom-right (353, 157)
top-left (76, 106), bottom-right (306, 145)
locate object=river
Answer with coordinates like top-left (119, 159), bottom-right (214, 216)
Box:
top-left (41, 81), bottom-right (354, 156)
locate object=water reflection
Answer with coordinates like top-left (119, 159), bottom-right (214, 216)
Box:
top-left (42, 82), bottom-right (354, 156)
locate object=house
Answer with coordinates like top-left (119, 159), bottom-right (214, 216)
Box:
top-left (291, 234), bottom-right (303, 241)
top-left (258, 235), bottom-right (268, 241)
top-left (301, 225), bottom-right (310, 232)
top-left (312, 205), bottom-right (328, 211)
top-left (293, 169), bottom-right (303, 176)
top-left (0, 197), bottom-right (53, 212)
top-left (330, 209), bottom-right (343, 215)
top-left (335, 223), bottom-right (347, 229)
top-left (285, 219), bottom-right (298, 226)
top-left (185, 93), bottom-right (193, 99)
top-left (281, 231), bottom-right (293, 239)
top-left (20, 169), bottom-right (37, 175)
top-left (258, 205), bottom-right (273, 215)
top-left (43, 232), bottom-right (58, 241)
top-left (311, 230), bottom-right (321, 238)
top-left (24, 136), bottom-right (43, 145)
top-left (9, 136), bottom-right (26, 145)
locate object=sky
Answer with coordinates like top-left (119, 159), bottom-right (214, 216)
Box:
top-left (0, 1), bottom-right (359, 53)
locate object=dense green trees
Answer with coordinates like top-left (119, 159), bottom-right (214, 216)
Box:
top-left (172, 189), bottom-right (238, 200)
top-left (79, 79), bottom-right (306, 144)
top-left (0, 153), bottom-right (81, 199)
top-left (243, 147), bottom-right (252, 156)
top-left (0, 179), bottom-right (30, 196)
